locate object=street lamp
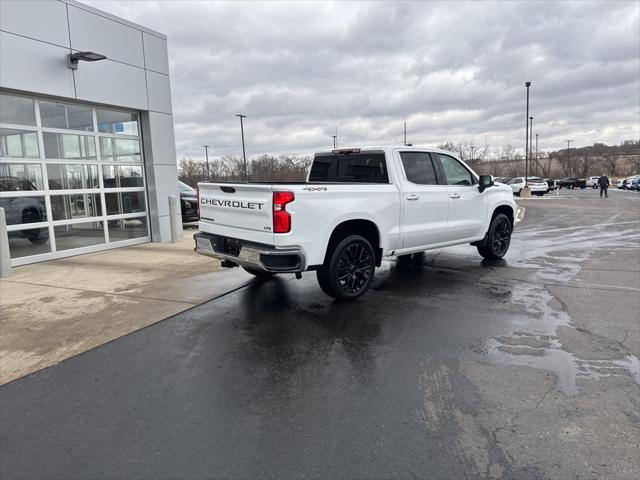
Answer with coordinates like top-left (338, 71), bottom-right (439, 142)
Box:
top-left (566, 140), bottom-right (573, 175)
top-left (236, 114), bottom-right (247, 180)
top-left (529, 116), bottom-right (533, 178)
top-left (535, 133), bottom-right (539, 176)
top-left (203, 145), bottom-right (211, 180)
top-left (524, 81), bottom-right (531, 183)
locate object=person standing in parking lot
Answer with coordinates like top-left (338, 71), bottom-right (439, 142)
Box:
top-left (598, 173), bottom-right (610, 198)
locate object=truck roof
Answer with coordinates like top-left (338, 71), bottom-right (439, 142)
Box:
top-left (315, 145), bottom-right (459, 156)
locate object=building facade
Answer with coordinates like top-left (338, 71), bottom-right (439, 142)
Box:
top-left (0, 0), bottom-right (181, 266)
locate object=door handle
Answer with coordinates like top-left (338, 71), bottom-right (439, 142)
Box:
top-left (406, 194), bottom-right (419, 201)
top-left (450, 193), bottom-right (461, 199)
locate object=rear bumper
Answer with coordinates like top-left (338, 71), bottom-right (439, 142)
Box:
top-left (194, 232), bottom-right (306, 273)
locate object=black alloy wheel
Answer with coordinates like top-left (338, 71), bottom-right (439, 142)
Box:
top-left (477, 213), bottom-right (512, 259)
top-left (317, 234), bottom-right (375, 300)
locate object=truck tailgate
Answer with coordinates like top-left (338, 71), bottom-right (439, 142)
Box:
top-left (198, 183), bottom-right (273, 235)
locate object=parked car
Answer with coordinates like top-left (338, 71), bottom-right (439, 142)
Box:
top-left (558, 177), bottom-right (587, 189)
top-left (0, 176), bottom-right (49, 244)
top-left (178, 180), bottom-right (199, 222)
top-left (195, 146), bottom-right (521, 299)
top-left (629, 177), bottom-right (640, 191)
top-left (507, 177), bottom-right (548, 196)
top-left (545, 178), bottom-right (557, 191)
top-left (618, 175), bottom-right (639, 190)
top-left (586, 176), bottom-right (600, 188)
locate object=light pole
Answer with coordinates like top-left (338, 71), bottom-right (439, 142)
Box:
top-left (535, 133), bottom-right (539, 176)
top-left (235, 115), bottom-right (247, 180)
top-left (203, 145), bottom-right (211, 180)
top-left (470, 145), bottom-right (476, 164)
top-left (566, 140), bottom-right (573, 176)
top-left (404, 121), bottom-right (407, 146)
top-left (525, 81), bottom-right (531, 183)
top-left (331, 135), bottom-right (337, 149)
top-left (529, 116), bottom-right (533, 178)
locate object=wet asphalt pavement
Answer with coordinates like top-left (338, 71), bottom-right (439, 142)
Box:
top-left (1, 189), bottom-right (639, 480)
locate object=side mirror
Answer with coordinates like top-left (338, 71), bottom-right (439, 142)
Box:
top-left (478, 175), bottom-right (494, 193)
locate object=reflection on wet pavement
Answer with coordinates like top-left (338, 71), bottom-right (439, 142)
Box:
top-left (485, 217), bottom-right (640, 395)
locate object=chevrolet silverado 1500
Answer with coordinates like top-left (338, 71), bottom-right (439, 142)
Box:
top-left (195, 146), bottom-right (521, 299)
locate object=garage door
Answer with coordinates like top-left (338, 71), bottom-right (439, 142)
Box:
top-left (0, 92), bottom-right (150, 265)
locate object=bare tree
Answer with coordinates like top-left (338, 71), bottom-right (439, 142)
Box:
top-left (178, 158), bottom-right (206, 187)
top-left (595, 152), bottom-right (619, 176)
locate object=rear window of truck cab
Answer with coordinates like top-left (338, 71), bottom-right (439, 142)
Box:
top-left (309, 151), bottom-right (388, 183)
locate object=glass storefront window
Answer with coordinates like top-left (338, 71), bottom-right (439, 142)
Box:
top-left (0, 128), bottom-right (39, 158)
top-left (1, 95), bottom-right (149, 263)
top-left (50, 193), bottom-right (102, 221)
top-left (40, 100), bottom-right (94, 132)
top-left (96, 109), bottom-right (139, 136)
top-left (103, 165), bottom-right (144, 188)
top-left (0, 94), bottom-right (36, 126)
top-left (8, 227), bottom-right (51, 259)
top-left (43, 132), bottom-right (96, 160)
top-left (100, 138), bottom-right (141, 162)
top-left (47, 164), bottom-right (99, 190)
top-left (105, 191), bottom-right (145, 215)
top-left (54, 222), bottom-right (105, 251)
top-left (108, 217), bottom-right (148, 241)
top-left (0, 196), bottom-right (47, 225)
top-left (0, 163), bottom-right (44, 190)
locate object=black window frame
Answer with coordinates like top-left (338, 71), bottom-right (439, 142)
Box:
top-left (433, 153), bottom-right (478, 186)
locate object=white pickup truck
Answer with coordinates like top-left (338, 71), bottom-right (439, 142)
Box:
top-left (195, 146), bottom-right (521, 300)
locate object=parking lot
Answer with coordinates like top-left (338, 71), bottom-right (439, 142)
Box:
top-left (1, 188), bottom-right (639, 479)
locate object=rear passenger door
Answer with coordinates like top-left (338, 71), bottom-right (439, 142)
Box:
top-left (397, 151), bottom-right (450, 248)
top-left (435, 153), bottom-right (488, 240)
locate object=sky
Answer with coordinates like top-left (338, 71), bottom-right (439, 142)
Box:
top-left (84, 0), bottom-right (640, 160)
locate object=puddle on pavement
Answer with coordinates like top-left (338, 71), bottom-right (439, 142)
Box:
top-left (485, 218), bottom-right (640, 396)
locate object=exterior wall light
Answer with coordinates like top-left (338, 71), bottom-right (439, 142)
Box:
top-left (67, 51), bottom-right (108, 70)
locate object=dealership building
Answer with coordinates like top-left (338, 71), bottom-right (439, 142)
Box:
top-left (0, 0), bottom-right (180, 266)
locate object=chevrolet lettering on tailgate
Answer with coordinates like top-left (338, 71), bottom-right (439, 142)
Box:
top-left (200, 197), bottom-right (264, 210)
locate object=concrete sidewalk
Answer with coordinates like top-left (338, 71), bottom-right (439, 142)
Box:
top-left (0, 229), bottom-right (253, 384)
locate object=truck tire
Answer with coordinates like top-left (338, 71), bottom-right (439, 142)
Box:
top-left (476, 213), bottom-right (512, 259)
top-left (316, 234), bottom-right (375, 300)
top-left (242, 266), bottom-right (275, 278)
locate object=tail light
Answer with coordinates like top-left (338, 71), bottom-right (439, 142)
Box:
top-left (196, 185), bottom-right (200, 220)
top-left (273, 191), bottom-right (294, 233)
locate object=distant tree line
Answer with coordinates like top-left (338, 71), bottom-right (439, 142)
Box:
top-left (473, 140), bottom-right (639, 178)
top-left (178, 154), bottom-right (311, 187)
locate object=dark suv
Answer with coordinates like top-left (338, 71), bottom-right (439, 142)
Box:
top-left (179, 181), bottom-right (199, 223)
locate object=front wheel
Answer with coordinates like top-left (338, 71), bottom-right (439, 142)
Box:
top-left (477, 213), bottom-right (512, 259)
top-left (316, 235), bottom-right (375, 300)
top-left (242, 266), bottom-right (275, 278)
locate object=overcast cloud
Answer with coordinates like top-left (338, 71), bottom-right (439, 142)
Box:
top-left (84, 0), bottom-right (639, 159)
